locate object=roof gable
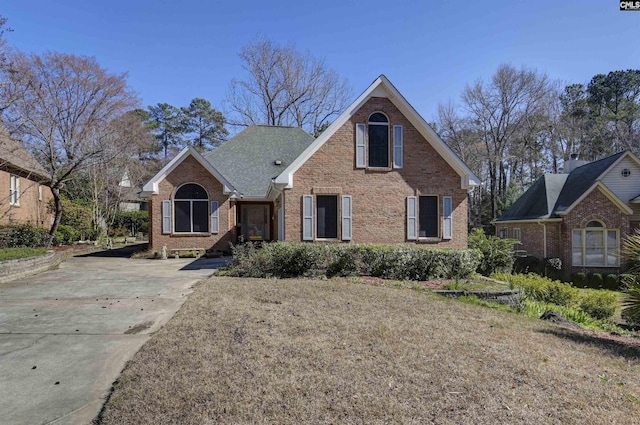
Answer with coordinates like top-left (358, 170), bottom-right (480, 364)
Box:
top-left (141, 146), bottom-right (236, 197)
top-left (273, 75), bottom-right (480, 190)
top-left (496, 151), bottom-right (635, 222)
top-left (556, 181), bottom-right (632, 216)
top-left (552, 151), bottom-right (626, 214)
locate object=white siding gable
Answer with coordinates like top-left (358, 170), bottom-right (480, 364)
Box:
top-left (601, 156), bottom-right (640, 204)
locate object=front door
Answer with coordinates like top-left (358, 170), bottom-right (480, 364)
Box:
top-left (240, 204), bottom-right (271, 242)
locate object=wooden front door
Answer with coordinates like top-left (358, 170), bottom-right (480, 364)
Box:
top-left (239, 203), bottom-right (272, 242)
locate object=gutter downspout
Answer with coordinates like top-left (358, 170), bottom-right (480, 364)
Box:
top-left (537, 221), bottom-right (547, 259)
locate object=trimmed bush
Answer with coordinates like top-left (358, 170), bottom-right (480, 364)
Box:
top-left (8, 224), bottom-right (50, 248)
top-left (468, 228), bottom-right (516, 276)
top-left (604, 274), bottom-right (619, 290)
top-left (589, 273), bottom-right (603, 289)
top-left (227, 242), bottom-right (481, 281)
top-left (572, 272), bottom-right (587, 287)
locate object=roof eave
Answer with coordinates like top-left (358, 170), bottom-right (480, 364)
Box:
top-left (491, 217), bottom-right (562, 225)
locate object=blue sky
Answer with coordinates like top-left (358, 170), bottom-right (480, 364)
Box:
top-left (2, 0), bottom-right (639, 123)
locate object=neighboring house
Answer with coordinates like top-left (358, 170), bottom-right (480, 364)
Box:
top-left (141, 75), bottom-right (480, 253)
top-left (0, 127), bottom-right (53, 228)
top-left (118, 172), bottom-right (148, 212)
top-left (494, 151), bottom-right (640, 275)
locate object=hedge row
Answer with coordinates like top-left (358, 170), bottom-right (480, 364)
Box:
top-left (0, 223), bottom-right (84, 248)
top-left (227, 242), bottom-right (482, 281)
top-left (493, 272), bottom-right (619, 321)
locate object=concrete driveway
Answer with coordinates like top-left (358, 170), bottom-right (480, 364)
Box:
top-left (0, 246), bottom-right (227, 425)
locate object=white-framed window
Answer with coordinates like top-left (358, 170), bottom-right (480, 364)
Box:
top-left (173, 183), bottom-right (209, 233)
top-left (356, 114), bottom-right (403, 170)
top-left (38, 184), bottom-right (43, 202)
top-left (9, 175), bottom-right (20, 206)
top-left (572, 220), bottom-right (619, 267)
top-left (419, 195), bottom-right (439, 238)
top-left (407, 195), bottom-right (452, 241)
top-left (498, 228), bottom-right (508, 239)
top-left (302, 194), bottom-right (352, 241)
top-left (367, 112), bottom-right (389, 168)
top-left (316, 195), bottom-right (338, 239)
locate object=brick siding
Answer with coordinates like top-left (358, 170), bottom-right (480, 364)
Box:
top-left (149, 155), bottom-right (235, 253)
top-left (0, 168), bottom-right (52, 228)
top-left (498, 187), bottom-right (632, 275)
top-left (284, 97), bottom-right (469, 247)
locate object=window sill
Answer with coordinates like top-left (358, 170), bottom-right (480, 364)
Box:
top-left (573, 264), bottom-right (619, 268)
top-left (315, 238), bottom-right (341, 243)
top-left (365, 167), bottom-right (392, 172)
top-left (416, 237), bottom-right (440, 244)
top-left (171, 232), bottom-right (211, 236)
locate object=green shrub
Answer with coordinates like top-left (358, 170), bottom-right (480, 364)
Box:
top-left (621, 277), bottom-right (640, 326)
top-left (572, 272), bottom-right (587, 287)
top-left (54, 225), bottom-right (79, 245)
top-left (604, 274), bottom-right (619, 290)
top-left (227, 242), bottom-right (481, 280)
top-left (513, 255), bottom-right (541, 274)
top-left (495, 273), bottom-right (577, 306)
top-left (111, 211), bottom-right (148, 236)
top-left (577, 290), bottom-right (618, 320)
top-left (50, 196), bottom-right (93, 240)
top-left (8, 224), bottom-right (50, 248)
top-left (589, 273), bottom-right (604, 288)
top-left (468, 228), bottom-right (517, 276)
top-left (494, 272), bottom-right (619, 322)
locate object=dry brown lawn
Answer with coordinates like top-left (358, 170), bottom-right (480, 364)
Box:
top-left (96, 277), bottom-right (640, 424)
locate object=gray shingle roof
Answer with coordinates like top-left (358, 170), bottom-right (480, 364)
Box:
top-left (0, 127), bottom-right (50, 180)
top-left (204, 126), bottom-right (314, 198)
top-left (495, 151), bottom-right (627, 222)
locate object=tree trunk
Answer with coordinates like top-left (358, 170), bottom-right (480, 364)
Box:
top-left (47, 186), bottom-right (63, 248)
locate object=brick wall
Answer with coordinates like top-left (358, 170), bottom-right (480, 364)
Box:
top-left (149, 155), bottom-right (235, 253)
top-left (561, 188), bottom-right (629, 274)
top-left (284, 97), bottom-right (469, 247)
top-left (498, 187), bottom-right (631, 275)
top-left (0, 168), bottom-right (52, 228)
top-left (496, 221), bottom-right (562, 260)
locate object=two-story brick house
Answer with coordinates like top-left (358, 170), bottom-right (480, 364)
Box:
top-left (0, 127), bottom-right (53, 228)
top-left (495, 151), bottom-right (640, 275)
top-left (142, 75), bottom-right (479, 252)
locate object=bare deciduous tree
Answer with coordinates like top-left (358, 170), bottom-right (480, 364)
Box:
top-left (0, 50), bottom-right (139, 245)
top-left (226, 36), bottom-right (352, 135)
top-left (461, 64), bottom-right (553, 219)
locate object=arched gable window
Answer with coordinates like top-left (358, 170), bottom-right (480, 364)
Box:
top-left (368, 112), bottom-right (389, 168)
top-left (174, 183), bottom-right (209, 232)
